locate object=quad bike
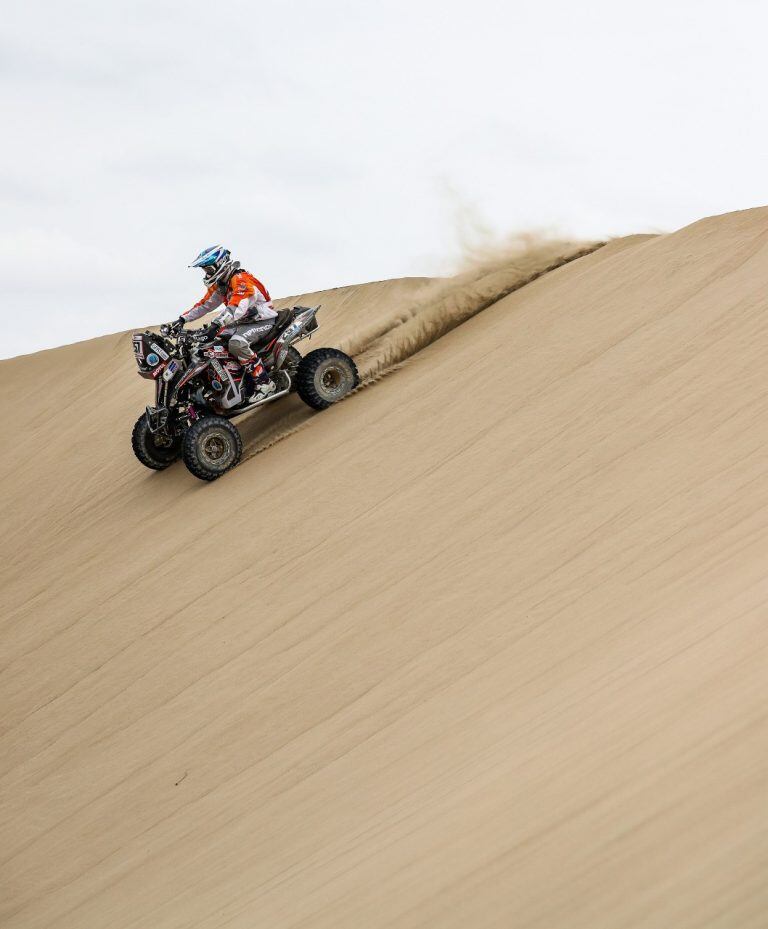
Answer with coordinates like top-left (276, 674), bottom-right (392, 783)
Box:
top-left (131, 305), bottom-right (358, 481)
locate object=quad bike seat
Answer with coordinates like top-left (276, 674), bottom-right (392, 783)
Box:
top-left (273, 306), bottom-right (313, 331)
top-left (246, 310), bottom-right (293, 348)
top-left (272, 308), bottom-right (294, 331)
top-left (249, 307), bottom-right (317, 349)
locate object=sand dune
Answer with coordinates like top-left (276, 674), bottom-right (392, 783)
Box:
top-left (1, 209), bottom-right (767, 928)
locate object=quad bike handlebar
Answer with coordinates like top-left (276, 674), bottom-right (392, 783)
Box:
top-left (157, 324), bottom-right (217, 346)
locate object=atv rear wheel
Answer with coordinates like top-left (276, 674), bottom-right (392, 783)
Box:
top-left (131, 413), bottom-right (181, 471)
top-left (295, 348), bottom-right (359, 411)
top-left (183, 416), bottom-right (242, 482)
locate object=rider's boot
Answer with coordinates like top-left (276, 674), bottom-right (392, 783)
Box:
top-left (251, 376), bottom-right (276, 402)
top-left (242, 358), bottom-right (276, 403)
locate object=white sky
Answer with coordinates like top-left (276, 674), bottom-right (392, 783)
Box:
top-left (2, 0), bottom-right (767, 358)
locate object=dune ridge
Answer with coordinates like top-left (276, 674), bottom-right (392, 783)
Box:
top-left (240, 237), bottom-right (601, 459)
top-left (342, 236), bottom-right (602, 380)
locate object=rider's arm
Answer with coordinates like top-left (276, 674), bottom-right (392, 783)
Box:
top-left (181, 285), bottom-right (224, 323)
top-left (213, 296), bottom-right (249, 327)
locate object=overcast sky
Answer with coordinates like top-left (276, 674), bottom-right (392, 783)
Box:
top-left (2, 0), bottom-right (767, 357)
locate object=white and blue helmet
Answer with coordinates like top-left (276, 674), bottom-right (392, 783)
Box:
top-left (189, 244), bottom-right (238, 287)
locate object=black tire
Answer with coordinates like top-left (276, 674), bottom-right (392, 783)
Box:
top-left (295, 348), bottom-right (359, 411)
top-left (283, 346), bottom-right (302, 391)
top-left (182, 416), bottom-right (242, 482)
top-left (131, 413), bottom-right (181, 471)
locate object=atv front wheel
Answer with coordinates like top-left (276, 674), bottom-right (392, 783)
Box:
top-left (182, 416), bottom-right (242, 482)
top-left (295, 348), bottom-right (359, 411)
top-left (131, 414), bottom-right (181, 471)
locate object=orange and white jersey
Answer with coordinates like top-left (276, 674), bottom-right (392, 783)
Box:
top-left (182, 270), bottom-right (277, 326)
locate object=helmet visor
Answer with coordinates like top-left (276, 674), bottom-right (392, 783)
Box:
top-left (204, 258), bottom-right (229, 282)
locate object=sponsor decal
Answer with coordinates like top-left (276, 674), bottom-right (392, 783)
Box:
top-left (150, 341), bottom-right (170, 361)
top-left (162, 360), bottom-right (179, 382)
top-left (211, 359), bottom-right (225, 379)
top-left (151, 362), bottom-right (166, 379)
top-left (284, 321), bottom-right (303, 340)
top-left (211, 378), bottom-right (223, 392)
top-left (146, 352), bottom-right (160, 367)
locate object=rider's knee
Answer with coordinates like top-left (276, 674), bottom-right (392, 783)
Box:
top-left (228, 335), bottom-right (251, 361)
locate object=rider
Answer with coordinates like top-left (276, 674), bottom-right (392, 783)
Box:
top-left (170, 245), bottom-right (277, 401)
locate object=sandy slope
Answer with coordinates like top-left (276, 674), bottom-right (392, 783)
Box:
top-left (1, 211), bottom-right (767, 928)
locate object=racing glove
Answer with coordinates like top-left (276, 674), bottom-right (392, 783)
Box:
top-left (166, 317), bottom-right (185, 334)
top-left (200, 322), bottom-right (220, 341)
